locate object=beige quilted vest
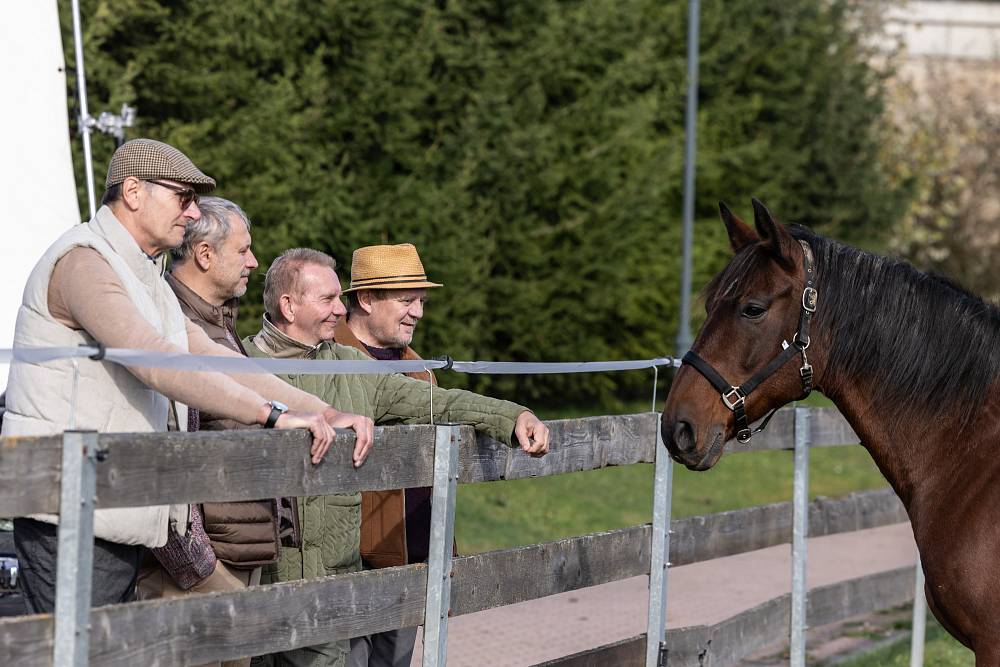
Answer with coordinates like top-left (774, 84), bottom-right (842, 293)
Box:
top-left (2, 206), bottom-right (189, 547)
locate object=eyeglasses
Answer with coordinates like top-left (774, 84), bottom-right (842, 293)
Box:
top-left (146, 180), bottom-right (199, 210)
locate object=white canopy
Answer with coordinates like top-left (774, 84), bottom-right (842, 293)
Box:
top-left (0, 2), bottom-right (81, 392)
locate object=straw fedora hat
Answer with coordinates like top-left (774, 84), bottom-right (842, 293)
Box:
top-left (344, 243), bottom-right (443, 293)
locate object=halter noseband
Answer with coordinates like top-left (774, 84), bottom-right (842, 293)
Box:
top-left (682, 240), bottom-right (817, 444)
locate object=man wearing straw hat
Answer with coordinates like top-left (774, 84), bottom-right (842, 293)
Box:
top-left (334, 244), bottom-right (442, 667)
top-left (2, 139), bottom-right (372, 615)
top-left (244, 247), bottom-right (549, 667)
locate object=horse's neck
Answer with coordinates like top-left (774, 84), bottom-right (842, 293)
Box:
top-left (824, 380), bottom-right (1000, 523)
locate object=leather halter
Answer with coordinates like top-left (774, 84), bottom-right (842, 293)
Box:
top-left (682, 240), bottom-right (817, 444)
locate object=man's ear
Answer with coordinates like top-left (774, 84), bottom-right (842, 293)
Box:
top-left (720, 201), bottom-right (758, 253)
top-left (751, 198), bottom-right (796, 270)
top-left (279, 294), bottom-right (295, 323)
top-left (193, 241), bottom-right (213, 271)
top-left (119, 177), bottom-right (143, 212)
top-left (355, 290), bottom-right (375, 315)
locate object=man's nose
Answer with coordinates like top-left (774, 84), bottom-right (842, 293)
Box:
top-left (333, 297), bottom-right (347, 316)
top-left (185, 201), bottom-right (202, 221)
top-left (247, 249), bottom-right (259, 270)
top-left (411, 301), bottom-right (424, 320)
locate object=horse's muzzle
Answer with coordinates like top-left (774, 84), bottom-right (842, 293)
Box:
top-left (662, 415), bottom-right (726, 471)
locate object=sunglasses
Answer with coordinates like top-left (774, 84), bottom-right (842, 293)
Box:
top-left (147, 180), bottom-right (199, 210)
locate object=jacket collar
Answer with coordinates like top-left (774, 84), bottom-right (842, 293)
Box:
top-left (251, 315), bottom-right (323, 359)
top-left (165, 272), bottom-right (239, 330)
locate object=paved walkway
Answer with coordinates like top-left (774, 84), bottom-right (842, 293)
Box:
top-left (411, 523), bottom-right (918, 666)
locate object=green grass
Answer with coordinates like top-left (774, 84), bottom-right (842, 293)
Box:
top-left (456, 433), bottom-right (888, 554)
top-left (837, 617), bottom-right (973, 666)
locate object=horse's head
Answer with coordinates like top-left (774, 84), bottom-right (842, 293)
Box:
top-left (662, 199), bottom-right (821, 470)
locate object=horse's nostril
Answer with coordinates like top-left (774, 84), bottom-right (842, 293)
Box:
top-left (673, 421), bottom-right (696, 453)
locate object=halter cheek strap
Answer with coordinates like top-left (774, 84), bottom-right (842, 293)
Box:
top-left (682, 240), bottom-right (817, 443)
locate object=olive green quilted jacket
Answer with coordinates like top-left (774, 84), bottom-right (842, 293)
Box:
top-left (244, 318), bottom-right (525, 583)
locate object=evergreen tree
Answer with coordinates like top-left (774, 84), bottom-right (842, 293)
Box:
top-left (59, 0), bottom-right (904, 407)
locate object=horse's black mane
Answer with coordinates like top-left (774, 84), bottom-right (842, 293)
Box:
top-left (709, 225), bottom-right (1000, 428)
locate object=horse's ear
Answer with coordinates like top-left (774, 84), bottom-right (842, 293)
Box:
top-left (751, 198), bottom-right (795, 269)
top-left (719, 201), bottom-right (757, 252)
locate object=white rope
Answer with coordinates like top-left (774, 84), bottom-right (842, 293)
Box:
top-left (0, 346), bottom-right (680, 376)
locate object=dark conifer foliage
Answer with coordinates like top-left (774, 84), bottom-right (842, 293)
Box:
top-left (58, 0), bottom-right (904, 406)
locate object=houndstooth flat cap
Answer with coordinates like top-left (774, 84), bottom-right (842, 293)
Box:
top-left (105, 138), bottom-right (216, 194)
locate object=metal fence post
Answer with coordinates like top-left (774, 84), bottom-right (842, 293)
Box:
top-left (53, 430), bottom-right (99, 667)
top-left (646, 415), bottom-right (675, 667)
top-left (790, 407), bottom-right (810, 667)
top-left (910, 557), bottom-right (926, 667)
top-left (422, 424), bottom-right (460, 667)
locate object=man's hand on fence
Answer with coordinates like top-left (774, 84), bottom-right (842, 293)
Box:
top-left (273, 410), bottom-right (336, 464)
top-left (514, 411), bottom-right (550, 458)
top-left (324, 409), bottom-right (375, 467)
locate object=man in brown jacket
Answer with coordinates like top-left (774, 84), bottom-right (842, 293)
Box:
top-left (139, 197), bottom-right (304, 667)
top-left (337, 244), bottom-right (442, 667)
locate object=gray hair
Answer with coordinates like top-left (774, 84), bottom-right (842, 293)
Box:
top-left (264, 248), bottom-right (338, 323)
top-left (170, 196), bottom-right (251, 263)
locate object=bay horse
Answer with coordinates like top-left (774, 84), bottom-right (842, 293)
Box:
top-left (661, 199), bottom-right (1000, 663)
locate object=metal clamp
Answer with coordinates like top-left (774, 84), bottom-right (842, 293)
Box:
top-left (82, 104), bottom-right (136, 144)
top-left (801, 287), bottom-right (818, 313)
top-left (433, 355), bottom-right (454, 372)
top-left (722, 387), bottom-right (745, 411)
top-left (80, 342), bottom-right (106, 361)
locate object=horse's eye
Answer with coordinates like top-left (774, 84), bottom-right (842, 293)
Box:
top-left (741, 303), bottom-right (768, 319)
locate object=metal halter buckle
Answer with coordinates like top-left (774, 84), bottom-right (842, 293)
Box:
top-left (800, 363), bottom-right (813, 384)
top-left (722, 387), bottom-right (745, 411)
top-left (736, 428), bottom-right (753, 443)
top-left (802, 287), bottom-right (818, 313)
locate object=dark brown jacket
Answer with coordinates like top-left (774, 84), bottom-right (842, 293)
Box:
top-left (166, 273), bottom-right (281, 567)
top-left (333, 319), bottom-right (440, 568)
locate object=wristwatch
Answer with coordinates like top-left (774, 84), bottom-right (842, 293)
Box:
top-left (264, 400), bottom-right (288, 429)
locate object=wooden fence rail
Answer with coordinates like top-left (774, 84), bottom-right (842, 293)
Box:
top-left (0, 408), bottom-right (914, 666)
top-left (0, 409), bottom-right (857, 514)
top-left (0, 486), bottom-right (904, 665)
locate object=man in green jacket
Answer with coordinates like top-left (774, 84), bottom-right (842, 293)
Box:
top-left (245, 248), bottom-right (549, 667)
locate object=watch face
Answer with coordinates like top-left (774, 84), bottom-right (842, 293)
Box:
top-left (271, 400), bottom-right (289, 412)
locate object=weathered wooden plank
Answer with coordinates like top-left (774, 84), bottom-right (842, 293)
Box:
top-left (0, 565), bottom-right (429, 666)
top-left (98, 425), bottom-right (442, 507)
top-left (0, 415), bottom-right (660, 513)
top-left (0, 409), bottom-right (861, 514)
top-left (532, 635), bottom-right (646, 667)
top-left (808, 488), bottom-right (907, 538)
top-left (0, 527), bottom-right (649, 665)
top-left (536, 566), bottom-right (915, 667)
top-left (0, 435), bottom-right (62, 516)
top-left (809, 407), bottom-right (860, 447)
top-left (722, 406), bottom-right (859, 454)
top-left (670, 488), bottom-right (905, 567)
top-left (466, 413), bottom-right (658, 483)
top-left (450, 525), bottom-right (652, 615)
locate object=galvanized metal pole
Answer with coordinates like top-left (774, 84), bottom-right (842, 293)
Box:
top-left (645, 416), bottom-right (674, 667)
top-left (790, 407), bottom-right (810, 667)
top-left (910, 558), bottom-right (926, 667)
top-left (70, 0), bottom-right (97, 219)
top-left (422, 424), bottom-right (460, 667)
top-left (53, 430), bottom-right (99, 667)
top-left (675, 0), bottom-right (700, 357)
